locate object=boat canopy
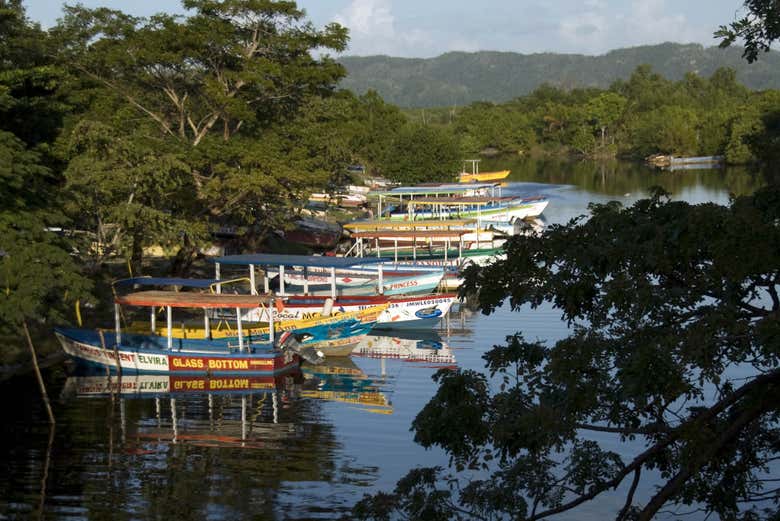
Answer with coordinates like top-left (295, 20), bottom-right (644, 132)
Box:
top-left (344, 219), bottom-right (476, 231)
top-left (410, 196), bottom-right (520, 206)
top-left (350, 230), bottom-right (470, 239)
top-left (372, 183), bottom-right (496, 196)
top-left (116, 290), bottom-right (274, 308)
top-left (113, 277), bottom-right (221, 289)
top-left (211, 254), bottom-right (383, 268)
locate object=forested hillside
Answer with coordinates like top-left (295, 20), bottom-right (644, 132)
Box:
top-left (339, 43), bottom-right (780, 107)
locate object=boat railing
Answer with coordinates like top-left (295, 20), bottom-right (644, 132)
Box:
top-left (343, 240), bottom-right (360, 258)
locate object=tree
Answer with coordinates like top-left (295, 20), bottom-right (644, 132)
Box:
top-left (0, 2), bottom-right (90, 365)
top-left (585, 92), bottom-right (627, 148)
top-left (353, 187), bottom-right (780, 520)
top-left (379, 124), bottom-right (460, 184)
top-left (53, 0), bottom-right (349, 269)
top-left (716, 0), bottom-right (780, 62)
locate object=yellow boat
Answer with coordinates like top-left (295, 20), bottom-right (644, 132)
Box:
top-left (458, 169), bottom-right (511, 183)
top-left (127, 304), bottom-right (388, 339)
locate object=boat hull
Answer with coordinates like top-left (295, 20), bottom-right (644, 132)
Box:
top-left (243, 294), bottom-right (457, 330)
top-left (56, 328), bottom-right (299, 375)
top-left (458, 169), bottom-right (511, 183)
top-left (389, 198), bottom-right (548, 222)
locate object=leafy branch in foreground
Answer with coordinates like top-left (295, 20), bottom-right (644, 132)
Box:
top-left (352, 186), bottom-right (780, 521)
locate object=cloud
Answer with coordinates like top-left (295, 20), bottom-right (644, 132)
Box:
top-left (333, 0), bottom-right (459, 57)
top-left (556, 0), bottom-right (705, 54)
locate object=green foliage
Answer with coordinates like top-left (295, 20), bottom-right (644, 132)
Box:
top-left (353, 187), bottom-right (780, 520)
top-left (379, 124), bottom-right (460, 184)
top-left (442, 65), bottom-right (771, 161)
top-left (716, 0), bottom-right (780, 62)
top-left (0, 3), bottom-right (90, 355)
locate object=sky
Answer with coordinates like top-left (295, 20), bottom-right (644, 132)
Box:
top-left (24, 0), bottom-right (747, 58)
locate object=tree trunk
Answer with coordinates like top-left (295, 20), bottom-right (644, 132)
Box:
top-left (22, 320), bottom-right (55, 425)
top-left (170, 235), bottom-right (200, 277)
top-left (130, 233), bottom-right (144, 277)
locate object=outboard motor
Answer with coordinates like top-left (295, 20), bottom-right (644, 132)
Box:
top-left (276, 330), bottom-right (325, 364)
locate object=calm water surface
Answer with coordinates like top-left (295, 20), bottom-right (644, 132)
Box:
top-left (0, 160), bottom-right (766, 519)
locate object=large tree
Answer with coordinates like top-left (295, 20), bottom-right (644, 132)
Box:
top-left (53, 0), bottom-right (349, 268)
top-left (353, 187), bottom-right (780, 520)
top-left (0, 2), bottom-right (90, 363)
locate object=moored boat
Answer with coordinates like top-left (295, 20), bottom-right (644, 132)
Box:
top-left (56, 291), bottom-right (306, 375)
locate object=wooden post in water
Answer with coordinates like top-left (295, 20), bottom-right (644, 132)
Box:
top-left (22, 320), bottom-right (55, 425)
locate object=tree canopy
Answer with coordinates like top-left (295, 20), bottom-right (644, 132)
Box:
top-left (353, 187), bottom-right (780, 520)
top-left (717, 0), bottom-right (780, 62)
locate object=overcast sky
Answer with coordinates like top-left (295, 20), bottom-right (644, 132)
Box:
top-left (25, 0), bottom-right (747, 57)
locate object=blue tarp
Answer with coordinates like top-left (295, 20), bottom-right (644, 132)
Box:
top-left (211, 254), bottom-right (384, 268)
top-left (113, 277), bottom-right (220, 288)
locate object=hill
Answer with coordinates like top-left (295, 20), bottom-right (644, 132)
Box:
top-left (338, 43), bottom-right (780, 107)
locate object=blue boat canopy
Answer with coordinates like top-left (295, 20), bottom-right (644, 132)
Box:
top-left (211, 254), bottom-right (384, 268)
top-left (113, 277), bottom-right (221, 289)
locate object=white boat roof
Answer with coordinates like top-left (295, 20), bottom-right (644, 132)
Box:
top-left (372, 183), bottom-right (497, 196)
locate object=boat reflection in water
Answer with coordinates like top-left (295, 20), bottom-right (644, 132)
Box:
top-left (353, 331), bottom-right (456, 367)
top-left (60, 371), bottom-right (307, 450)
top-left (301, 357), bottom-right (393, 414)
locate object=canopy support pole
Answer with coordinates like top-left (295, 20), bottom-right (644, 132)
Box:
top-left (150, 307), bottom-right (156, 333)
top-left (166, 306), bottom-right (173, 350)
top-left (302, 266), bottom-right (309, 295)
top-left (215, 262), bottom-right (221, 294)
top-left (279, 265), bottom-right (285, 296)
top-left (114, 303), bottom-right (122, 346)
top-left (377, 264), bottom-right (384, 295)
top-left (269, 300), bottom-right (275, 345)
top-left (263, 271), bottom-right (270, 293)
top-left (204, 311), bottom-right (210, 339)
top-left (249, 265), bottom-right (257, 295)
top-left (394, 239), bottom-right (398, 263)
top-left (236, 307), bottom-right (244, 352)
top-left (330, 267), bottom-right (337, 299)
top-left (376, 238), bottom-right (380, 258)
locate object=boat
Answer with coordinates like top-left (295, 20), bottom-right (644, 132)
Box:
top-left (283, 217), bottom-right (343, 249)
top-left (278, 268), bottom-right (445, 296)
top-left (459, 169), bottom-right (510, 183)
top-left (210, 253), bottom-right (456, 327)
top-left (55, 291), bottom-right (308, 375)
top-left (457, 159), bottom-right (511, 183)
top-left (392, 195), bottom-right (548, 222)
top-left (114, 277), bottom-right (385, 342)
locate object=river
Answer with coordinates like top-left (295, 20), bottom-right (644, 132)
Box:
top-left (0, 159), bottom-right (766, 519)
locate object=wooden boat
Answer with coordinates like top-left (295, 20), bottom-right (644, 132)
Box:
top-left (284, 217), bottom-right (342, 249)
top-left (55, 291), bottom-right (306, 375)
top-left (392, 195), bottom-right (548, 222)
top-left (129, 304), bottom-right (386, 340)
top-left (211, 254), bottom-right (455, 327)
top-left (276, 293), bottom-right (457, 330)
top-left (459, 169), bottom-right (510, 183)
top-left (279, 268), bottom-right (444, 296)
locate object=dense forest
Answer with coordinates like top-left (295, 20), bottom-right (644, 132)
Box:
top-left (339, 43), bottom-right (780, 107)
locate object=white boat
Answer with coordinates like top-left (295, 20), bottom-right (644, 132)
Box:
top-left (239, 293), bottom-right (457, 330)
top-left (211, 254), bottom-right (457, 329)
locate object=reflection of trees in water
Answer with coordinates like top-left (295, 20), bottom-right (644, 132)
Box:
top-left (0, 372), bottom-right (368, 520)
top-left (480, 157), bottom-right (765, 198)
